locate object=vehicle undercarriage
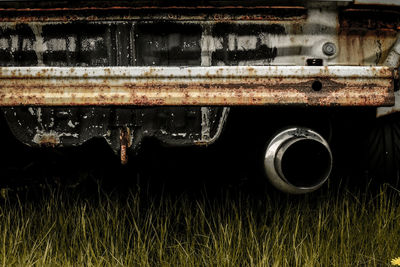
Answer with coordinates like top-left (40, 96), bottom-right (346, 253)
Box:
top-left (0, 0), bottom-right (399, 193)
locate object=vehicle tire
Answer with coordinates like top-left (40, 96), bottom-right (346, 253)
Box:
top-left (367, 113), bottom-right (400, 181)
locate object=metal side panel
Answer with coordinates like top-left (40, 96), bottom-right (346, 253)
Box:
top-left (354, 0), bottom-right (400, 6)
top-left (0, 66), bottom-right (394, 106)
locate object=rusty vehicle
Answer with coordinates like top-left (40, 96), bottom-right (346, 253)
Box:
top-left (0, 0), bottom-right (399, 194)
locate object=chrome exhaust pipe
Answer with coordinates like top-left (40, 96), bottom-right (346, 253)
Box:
top-left (264, 127), bottom-right (332, 194)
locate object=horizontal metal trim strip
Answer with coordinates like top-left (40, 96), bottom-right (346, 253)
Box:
top-left (0, 66), bottom-right (393, 79)
top-left (0, 66), bottom-right (394, 107)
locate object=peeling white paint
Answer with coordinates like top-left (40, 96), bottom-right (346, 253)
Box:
top-left (67, 36), bottom-right (76, 52)
top-left (30, 24), bottom-right (45, 66)
top-left (36, 107), bottom-right (42, 123)
top-left (200, 107), bottom-right (211, 141)
top-left (33, 130), bottom-right (79, 145)
top-left (81, 37), bottom-right (103, 51)
top-left (33, 130), bottom-right (60, 145)
top-left (48, 117), bottom-right (55, 128)
top-left (45, 38), bottom-right (66, 51)
top-left (236, 36), bottom-right (257, 51)
top-left (0, 38), bottom-right (8, 49)
top-left (28, 107), bottom-right (35, 116)
top-left (67, 120), bottom-right (76, 128)
top-left (10, 35), bottom-right (18, 52)
top-left (196, 107), bottom-right (229, 145)
top-left (172, 133), bottom-right (187, 137)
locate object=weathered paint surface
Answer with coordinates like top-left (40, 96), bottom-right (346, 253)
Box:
top-left (0, 2), bottom-right (398, 151)
top-left (354, 0), bottom-right (400, 6)
top-left (3, 106), bottom-right (228, 152)
top-left (377, 90), bottom-right (400, 118)
top-left (0, 66), bottom-right (393, 106)
top-left (0, 4), bottom-right (397, 68)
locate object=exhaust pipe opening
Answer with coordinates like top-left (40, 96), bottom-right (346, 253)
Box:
top-left (280, 139), bottom-right (332, 188)
top-left (264, 127), bottom-right (332, 194)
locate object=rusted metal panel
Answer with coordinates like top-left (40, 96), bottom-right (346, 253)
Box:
top-left (354, 0), bottom-right (400, 6)
top-left (0, 66), bottom-right (394, 107)
top-left (0, 6), bottom-right (397, 69)
top-left (377, 90), bottom-right (400, 117)
top-left (0, 5), bottom-right (307, 22)
top-left (2, 106), bottom-right (228, 151)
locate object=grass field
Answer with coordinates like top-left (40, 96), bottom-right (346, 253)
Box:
top-left (0, 180), bottom-right (399, 267)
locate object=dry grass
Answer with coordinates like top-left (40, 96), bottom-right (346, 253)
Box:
top-left (0, 182), bottom-right (399, 266)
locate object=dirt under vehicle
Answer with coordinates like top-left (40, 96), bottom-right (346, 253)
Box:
top-left (0, 0), bottom-right (399, 194)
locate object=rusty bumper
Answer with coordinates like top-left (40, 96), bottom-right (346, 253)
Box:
top-left (0, 66), bottom-right (394, 106)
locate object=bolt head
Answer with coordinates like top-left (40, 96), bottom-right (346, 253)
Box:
top-left (322, 42), bottom-right (337, 56)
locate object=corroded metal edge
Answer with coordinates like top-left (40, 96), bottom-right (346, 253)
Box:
top-left (0, 5), bottom-right (307, 22)
top-left (354, 0), bottom-right (400, 6)
top-left (0, 66), bottom-right (394, 107)
top-left (0, 66), bottom-right (393, 78)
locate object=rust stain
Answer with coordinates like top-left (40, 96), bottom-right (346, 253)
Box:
top-left (341, 8), bottom-right (400, 30)
top-left (0, 78), bottom-right (393, 107)
top-left (120, 127), bottom-right (131, 165)
top-left (0, 66), bottom-right (393, 107)
top-left (0, 14), bottom-right (306, 23)
top-left (34, 134), bottom-right (59, 147)
top-left (0, 5), bottom-right (306, 22)
top-left (337, 28), bottom-right (397, 66)
top-left (0, 5), bottom-right (306, 12)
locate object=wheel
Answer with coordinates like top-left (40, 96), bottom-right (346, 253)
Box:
top-left (367, 113), bottom-right (400, 180)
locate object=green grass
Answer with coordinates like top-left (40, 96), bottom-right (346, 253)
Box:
top-left (0, 182), bottom-right (400, 266)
